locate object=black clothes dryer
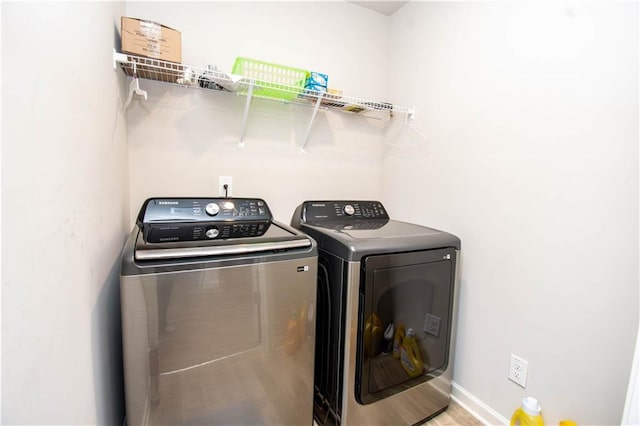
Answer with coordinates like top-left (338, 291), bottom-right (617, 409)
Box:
top-left (291, 200), bottom-right (461, 426)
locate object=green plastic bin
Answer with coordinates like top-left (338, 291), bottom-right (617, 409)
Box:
top-left (232, 57), bottom-right (310, 101)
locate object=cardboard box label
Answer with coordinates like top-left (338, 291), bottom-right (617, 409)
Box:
top-left (121, 16), bottom-right (181, 63)
top-left (139, 21), bottom-right (161, 40)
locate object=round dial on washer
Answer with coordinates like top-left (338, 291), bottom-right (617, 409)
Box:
top-left (205, 202), bottom-right (220, 216)
top-left (343, 205), bottom-right (355, 216)
top-left (205, 227), bottom-right (219, 239)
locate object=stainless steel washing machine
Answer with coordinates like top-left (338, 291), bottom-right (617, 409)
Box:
top-left (120, 197), bottom-right (317, 426)
top-left (291, 200), bottom-right (461, 426)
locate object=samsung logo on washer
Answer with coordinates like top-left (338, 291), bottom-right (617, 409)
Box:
top-left (158, 201), bottom-right (179, 205)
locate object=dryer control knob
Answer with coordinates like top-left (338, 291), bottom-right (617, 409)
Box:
top-left (205, 227), bottom-right (219, 239)
top-left (205, 202), bottom-right (220, 216)
top-left (344, 205), bottom-right (355, 216)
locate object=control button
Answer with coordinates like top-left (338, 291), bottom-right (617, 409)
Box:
top-left (205, 227), bottom-right (220, 239)
top-left (205, 203), bottom-right (220, 216)
top-left (222, 201), bottom-right (235, 210)
top-left (344, 205), bottom-right (355, 216)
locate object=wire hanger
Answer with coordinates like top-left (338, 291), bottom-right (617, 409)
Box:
top-left (124, 61), bottom-right (148, 110)
top-left (384, 112), bottom-right (429, 156)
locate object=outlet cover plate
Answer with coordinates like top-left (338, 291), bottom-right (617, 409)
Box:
top-left (508, 353), bottom-right (528, 388)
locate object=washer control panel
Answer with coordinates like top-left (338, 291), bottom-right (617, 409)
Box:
top-left (138, 198), bottom-right (272, 243)
top-left (302, 201), bottom-right (389, 224)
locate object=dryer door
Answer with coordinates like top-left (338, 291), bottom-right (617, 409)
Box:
top-left (355, 247), bottom-right (457, 405)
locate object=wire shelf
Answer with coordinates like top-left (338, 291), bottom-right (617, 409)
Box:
top-left (114, 51), bottom-right (417, 152)
top-left (116, 53), bottom-right (414, 117)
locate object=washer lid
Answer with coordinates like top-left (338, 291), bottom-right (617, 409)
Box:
top-left (134, 221), bottom-right (311, 261)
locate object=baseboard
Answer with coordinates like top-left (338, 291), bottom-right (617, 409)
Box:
top-left (451, 381), bottom-right (509, 426)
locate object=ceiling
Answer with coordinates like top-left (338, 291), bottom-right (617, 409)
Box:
top-left (348, 1), bottom-right (409, 16)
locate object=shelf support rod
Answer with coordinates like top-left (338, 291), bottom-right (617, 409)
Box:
top-left (300, 94), bottom-right (324, 153)
top-left (238, 82), bottom-right (254, 149)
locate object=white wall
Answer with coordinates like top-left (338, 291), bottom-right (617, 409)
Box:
top-left (1, 2), bottom-right (129, 424)
top-left (124, 1), bottom-right (392, 223)
top-left (386, 2), bottom-right (639, 425)
top-left (1, 1), bottom-right (637, 425)
top-left (622, 328), bottom-right (639, 425)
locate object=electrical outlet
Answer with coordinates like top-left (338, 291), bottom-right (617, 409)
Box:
top-left (508, 353), bottom-right (528, 388)
top-left (218, 176), bottom-right (232, 197)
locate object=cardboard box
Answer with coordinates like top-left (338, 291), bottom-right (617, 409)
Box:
top-left (121, 16), bottom-right (181, 63)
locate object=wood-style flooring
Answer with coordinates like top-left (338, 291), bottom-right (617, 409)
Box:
top-left (422, 400), bottom-right (484, 425)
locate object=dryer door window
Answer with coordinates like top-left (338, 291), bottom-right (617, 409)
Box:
top-left (355, 248), bottom-right (456, 405)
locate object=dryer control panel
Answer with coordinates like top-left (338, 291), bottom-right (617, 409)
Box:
top-left (301, 201), bottom-right (389, 224)
top-left (138, 197), bottom-right (272, 243)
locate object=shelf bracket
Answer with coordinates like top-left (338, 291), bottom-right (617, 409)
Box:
top-left (300, 94), bottom-right (324, 153)
top-left (113, 49), bottom-right (128, 70)
top-left (238, 82), bottom-right (254, 149)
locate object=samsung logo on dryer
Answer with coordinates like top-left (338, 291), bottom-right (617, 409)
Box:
top-left (158, 201), bottom-right (179, 205)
